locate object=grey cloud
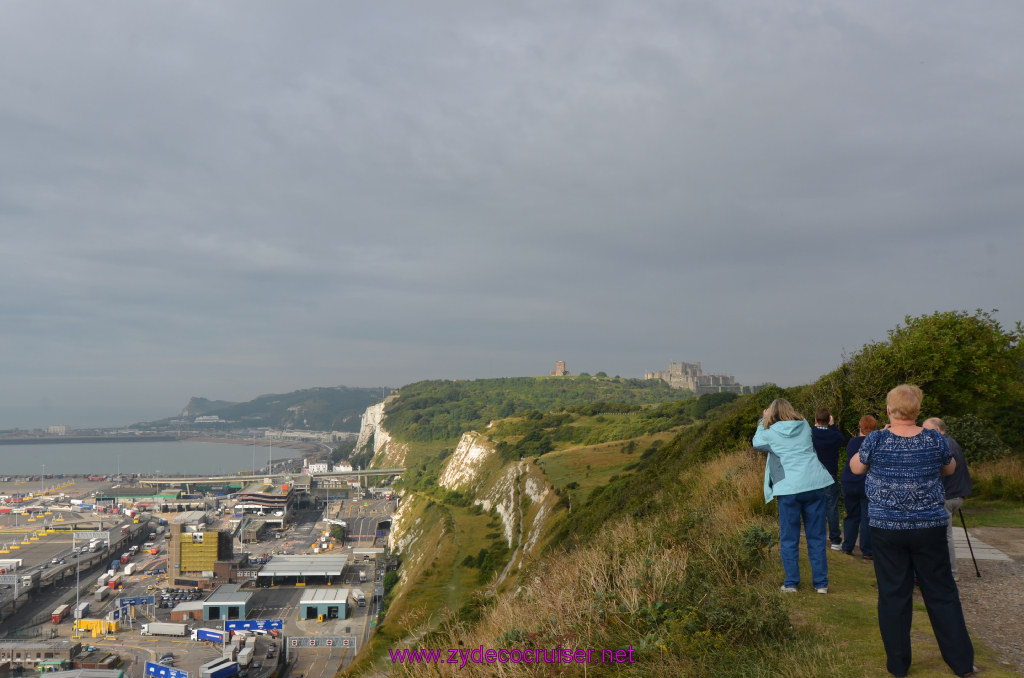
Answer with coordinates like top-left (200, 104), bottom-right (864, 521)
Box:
top-left (1, 1), bottom-right (1023, 426)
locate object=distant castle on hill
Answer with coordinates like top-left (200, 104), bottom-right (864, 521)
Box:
top-left (645, 361), bottom-right (761, 395)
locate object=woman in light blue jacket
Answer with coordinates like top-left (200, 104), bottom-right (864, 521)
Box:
top-left (753, 398), bottom-right (835, 593)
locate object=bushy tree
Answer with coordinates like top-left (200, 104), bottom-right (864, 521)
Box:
top-left (805, 310), bottom-right (1023, 434)
top-left (945, 414), bottom-right (1010, 463)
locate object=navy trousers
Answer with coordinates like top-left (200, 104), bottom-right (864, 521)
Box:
top-left (871, 525), bottom-right (974, 677)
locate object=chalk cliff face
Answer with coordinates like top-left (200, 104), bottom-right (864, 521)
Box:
top-left (354, 402), bottom-right (384, 454)
top-left (437, 432), bottom-right (496, 493)
top-left (434, 431), bottom-right (558, 557)
top-left (381, 425), bottom-right (563, 647)
top-left (355, 397), bottom-right (407, 468)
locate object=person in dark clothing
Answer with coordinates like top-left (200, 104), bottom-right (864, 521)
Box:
top-left (850, 385), bottom-right (975, 678)
top-left (841, 414), bottom-right (877, 559)
top-left (812, 407), bottom-right (846, 549)
top-left (923, 417), bottom-right (973, 581)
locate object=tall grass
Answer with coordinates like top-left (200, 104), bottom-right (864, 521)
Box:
top-left (970, 456), bottom-right (1024, 501)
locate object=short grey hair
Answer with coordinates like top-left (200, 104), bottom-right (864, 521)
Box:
top-left (923, 417), bottom-right (947, 433)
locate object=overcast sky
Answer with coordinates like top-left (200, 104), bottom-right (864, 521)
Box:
top-left (2, 2), bottom-right (1023, 429)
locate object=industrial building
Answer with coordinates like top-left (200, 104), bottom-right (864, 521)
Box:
top-left (0, 639), bottom-right (81, 671)
top-left (256, 554), bottom-right (347, 586)
top-left (233, 480), bottom-right (295, 526)
top-left (167, 511), bottom-right (234, 587)
top-left (298, 588), bottom-right (349, 620)
top-left (169, 600), bottom-right (205, 622)
top-left (202, 583), bottom-right (253, 621)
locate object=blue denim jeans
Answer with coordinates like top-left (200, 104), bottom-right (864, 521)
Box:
top-left (777, 488), bottom-right (829, 589)
top-left (823, 480), bottom-right (841, 545)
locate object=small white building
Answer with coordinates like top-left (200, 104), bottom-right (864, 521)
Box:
top-left (308, 463), bottom-right (329, 475)
top-left (332, 462), bottom-right (353, 473)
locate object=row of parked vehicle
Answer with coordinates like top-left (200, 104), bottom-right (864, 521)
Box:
top-left (157, 587), bottom-right (204, 608)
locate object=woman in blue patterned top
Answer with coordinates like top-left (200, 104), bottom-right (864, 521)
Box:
top-left (849, 384), bottom-right (975, 678)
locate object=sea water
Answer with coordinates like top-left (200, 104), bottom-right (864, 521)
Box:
top-left (0, 440), bottom-right (298, 476)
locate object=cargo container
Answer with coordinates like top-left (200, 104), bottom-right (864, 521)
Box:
top-left (0, 558), bottom-right (23, 570)
top-left (51, 604), bottom-right (71, 624)
top-left (193, 628), bottom-right (226, 643)
top-left (123, 563), bottom-right (136, 575)
top-left (75, 601), bottom-right (90, 618)
top-left (98, 573), bottom-right (110, 586)
top-left (108, 573), bottom-right (123, 588)
top-left (94, 587), bottom-right (110, 602)
top-left (141, 622), bottom-right (189, 637)
top-left (199, 658), bottom-right (239, 678)
top-left (120, 553), bottom-right (130, 564)
top-left (236, 647), bottom-right (253, 668)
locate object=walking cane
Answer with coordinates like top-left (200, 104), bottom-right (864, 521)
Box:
top-left (958, 509), bottom-right (981, 578)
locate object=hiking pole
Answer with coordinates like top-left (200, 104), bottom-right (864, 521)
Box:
top-left (958, 509), bottom-right (981, 578)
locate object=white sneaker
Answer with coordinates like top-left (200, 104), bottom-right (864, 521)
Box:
top-left (780, 585), bottom-right (798, 593)
top-left (830, 543), bottom-right (843, 551)
top-left (816, 587), bottom-right (828, 594)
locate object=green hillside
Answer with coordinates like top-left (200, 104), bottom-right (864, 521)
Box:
top-left (383, 375), bottom-right (696, 443)
top-left (140, 385), bottom-right (385, 431)
top-left (357, 310), bottom-right (1024, 677)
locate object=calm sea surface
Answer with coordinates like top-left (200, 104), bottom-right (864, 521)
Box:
top-left (0, 440), bottom-right (300, 476)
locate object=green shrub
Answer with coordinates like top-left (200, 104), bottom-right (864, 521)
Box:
top-left (945, 414), bottom-right (1011, 463)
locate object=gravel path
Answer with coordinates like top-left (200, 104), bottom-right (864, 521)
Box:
top-left (952, 527), bottom-right (1024, 675)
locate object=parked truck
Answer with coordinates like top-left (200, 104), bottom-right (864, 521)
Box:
top-left (123, 563), bottom-right (137, 575)
top-left (193, 628), bottom-right (226, 643)
top-left (75, 601), bottom-right (90, 619)
top-left (51, 604), bottom-right (71, 624)
top-left (94, 587), bottom-right (110, 602)
top-left (353, 590), bottom-right (366, 607)
top-left (359, 570), bottom-right (367, 583)
top-left (141, 622), bottom-right (189, 637)
top-left (20, 571), bottom-right (40, 589)
top-left (199, 658), bottom-right (239, 678)
top-left (236, 647), bottom-right (253, 669)
top-left (0, 558), bottom-right (23, 572)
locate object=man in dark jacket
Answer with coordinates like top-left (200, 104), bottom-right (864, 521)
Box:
top-left (811, 407), bottom-right (846, 549)
top-left (924, 417), bottom-right (972, 581)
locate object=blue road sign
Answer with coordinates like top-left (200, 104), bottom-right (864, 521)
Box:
top-left (145, 662), bottom-right (188, 678)
top-left (224, 618), bottom-right (283, 631)
top-left (119, 596), bottom-right (156, 608)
